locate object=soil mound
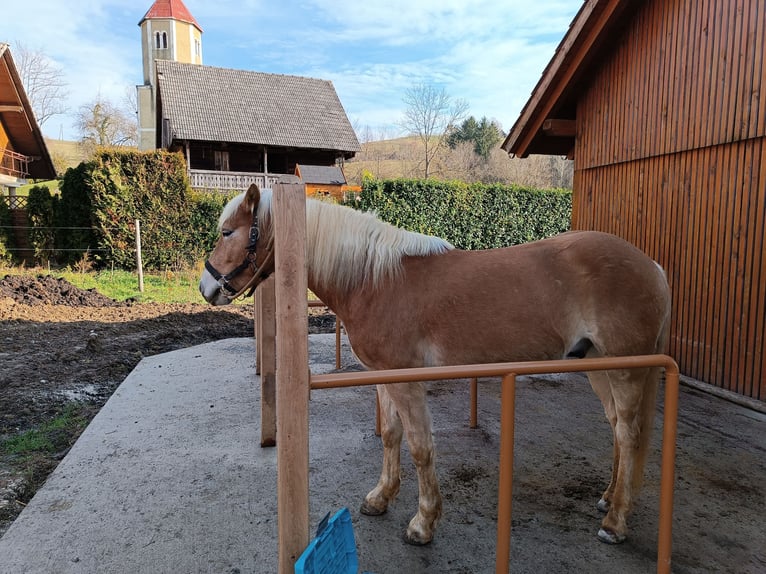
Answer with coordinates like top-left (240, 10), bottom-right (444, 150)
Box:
top-left (0, 275), bottom-right (120, 307)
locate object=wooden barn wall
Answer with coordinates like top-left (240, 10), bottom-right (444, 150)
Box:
top-left (572, 0), bottom-right (766, 400)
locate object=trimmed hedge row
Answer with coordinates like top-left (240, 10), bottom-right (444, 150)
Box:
top-left (24, 150), bottom-right (235, 270)
top-left (16, 157), bottom-right (571, 269)
top-left (352, 178), bottom-right (572, 249)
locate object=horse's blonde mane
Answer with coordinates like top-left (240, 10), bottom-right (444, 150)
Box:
top-left (236, 189), bottom-right (453, 293)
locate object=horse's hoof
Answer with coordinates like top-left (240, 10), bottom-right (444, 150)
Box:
top-left (597, 498), bottom-right (610, 513)
top-left (403, 530), bottom-right (433, 546)
top-left (598, 528), bottom-right (626, 544)
top-left (360, 501), bottom-right (387, 516)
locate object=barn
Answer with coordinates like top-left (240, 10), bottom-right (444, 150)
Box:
top-left (503, 0), bottom-right (765, 403)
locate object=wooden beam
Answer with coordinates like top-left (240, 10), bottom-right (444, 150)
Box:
top-left (273, 182), bottom-right (310, 574)
top-left (0, 105), bottom-right (23, 113)
top-left (542, 118), bottom-right (577, 137)
top-left (257, 275), bottom-right (277, 447)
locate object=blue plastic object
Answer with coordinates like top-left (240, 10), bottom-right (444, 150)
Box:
top-left (295, 508), bottom-right (359, 574)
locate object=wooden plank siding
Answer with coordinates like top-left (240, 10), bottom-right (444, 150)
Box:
top-left (574, 140), bottom-right (766, 400)
top-left (570, 0), bottom-right (766, 400)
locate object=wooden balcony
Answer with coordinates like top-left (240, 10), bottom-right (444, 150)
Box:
top-left (0, 148), bottom-right (30, 180)
top-left (188, 169), bottom-right (281, 192)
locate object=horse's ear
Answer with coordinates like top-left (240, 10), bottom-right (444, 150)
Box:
top-left (244, 184), bottom-right (261, 211)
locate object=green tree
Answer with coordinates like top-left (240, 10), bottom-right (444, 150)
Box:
top-left (448, 116), bottom-right (504, 160)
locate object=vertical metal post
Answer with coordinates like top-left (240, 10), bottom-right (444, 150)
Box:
top-left (495, 373), bottom-right (517, 574)
top-left (134, 219), bottom-right (144, 293)
top-left (273, 183), bottom-right (310, 574)
top-left (657, 368), bottom-right (679, 574)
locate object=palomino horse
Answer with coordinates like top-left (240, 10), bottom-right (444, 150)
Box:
top-left (199, 184), bottom-right (671, 546)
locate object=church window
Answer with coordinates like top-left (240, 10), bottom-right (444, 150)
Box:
top-left (154, 31), bottom-right (168, 50)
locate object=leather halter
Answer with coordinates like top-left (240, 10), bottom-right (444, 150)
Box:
top-left (204, 209), bottom-right (273, 301)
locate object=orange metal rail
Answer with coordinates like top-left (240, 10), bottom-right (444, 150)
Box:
top-left (311, 354), bottom-right (680, 574)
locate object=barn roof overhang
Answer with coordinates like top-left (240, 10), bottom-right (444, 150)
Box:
top-left (0, 43), bottom-right (56, 180)
top-left (502, 0), bottom-right (639, 158)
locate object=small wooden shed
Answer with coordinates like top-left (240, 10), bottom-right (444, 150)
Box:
top-left (294, 164), bottom-right (360, 200)
top-left (503, 0), bottom-right (765, 402)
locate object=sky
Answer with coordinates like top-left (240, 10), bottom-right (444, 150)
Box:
top-left (0, 0), bottom-right (582, 142)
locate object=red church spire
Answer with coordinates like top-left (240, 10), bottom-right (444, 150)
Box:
top-left (139, 0), bottom-right (203, 32)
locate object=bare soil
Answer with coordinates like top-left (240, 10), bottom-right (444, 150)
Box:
top-left (0, 274), bottom-right (334, 537)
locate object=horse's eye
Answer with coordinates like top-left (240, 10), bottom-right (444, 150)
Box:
top-left (222, 229), bottom-right (233, 238)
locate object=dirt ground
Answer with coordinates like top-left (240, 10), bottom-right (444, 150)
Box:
top-left (0, 274), bottom-right (334, 537)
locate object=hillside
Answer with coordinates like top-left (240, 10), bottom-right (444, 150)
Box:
top-left (344, 135), bottom-right (573, 189)
top-left (44, 138), bottom-right (90, 174)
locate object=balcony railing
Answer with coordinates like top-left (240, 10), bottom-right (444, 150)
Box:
top-left (0, 149), bottom-right (31, 179)
top-left (188, 169), bottom-right (281, 192)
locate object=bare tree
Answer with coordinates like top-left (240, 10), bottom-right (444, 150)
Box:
top-left (75, 95), bottom-right (138, 151)
top-left (14, 42), bottom-right (69, 127)
top-left (400, 83), bottom-right (468, 178)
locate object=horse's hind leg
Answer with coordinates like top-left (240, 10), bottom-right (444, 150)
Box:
top-left (586, 371), bottom-right (618, 513)
top-left (598, 368), bottom-right (659, 544)
top-left (384, 381), bottom-right (442, 545)
top-left (361, 385), bottom-right (402, 516)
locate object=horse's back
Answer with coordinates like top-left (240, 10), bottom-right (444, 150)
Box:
top-left (393, 230), bottom-right (670, 364)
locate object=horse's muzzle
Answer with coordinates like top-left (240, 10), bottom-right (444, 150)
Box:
top-left (199, 269), bottom-right (232, 306)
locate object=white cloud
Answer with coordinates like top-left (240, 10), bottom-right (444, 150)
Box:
top-left (0, 0), bottom-right (581, 141)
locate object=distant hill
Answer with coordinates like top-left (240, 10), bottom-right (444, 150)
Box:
top-left (344, 135), bottom-right (574, 189)
top-left (44, 139), bottom-right (90, 175)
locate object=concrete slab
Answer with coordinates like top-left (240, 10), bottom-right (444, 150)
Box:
top-left (0, 335), bottom-right (764, 573)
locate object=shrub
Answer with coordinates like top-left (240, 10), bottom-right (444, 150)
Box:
top-left (351, 178), bottom-right (571, 249)
top-left (0, 198), bottom-right (12, 263)
top-left (26, 185), bottom-right (57, 265)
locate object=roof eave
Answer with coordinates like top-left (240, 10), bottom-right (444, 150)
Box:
top-left (502, 0), bottom-right (637, 158)
top-left (0, 44), bottom-right (57, 179)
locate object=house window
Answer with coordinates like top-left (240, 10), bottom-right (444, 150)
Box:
top-left (214, 151), bottom-right (230, 171)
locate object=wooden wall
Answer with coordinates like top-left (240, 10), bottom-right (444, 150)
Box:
top-left (572, 0), bottom-right (765, 400)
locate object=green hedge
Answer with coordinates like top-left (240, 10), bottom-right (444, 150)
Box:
top-left (52, 150), bottom-right (233, 271)
top-left (0, 198), bottom-right (12, 262)
top-left (26, 185), bottom-right (56, 264)
top-left (351, 178), bottom-right (572, 249)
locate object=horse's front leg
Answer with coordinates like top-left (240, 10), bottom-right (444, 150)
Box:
top-left (386, 382), bottom-right (442, 545)
top-left (361, 385), bottom-right (402, 516)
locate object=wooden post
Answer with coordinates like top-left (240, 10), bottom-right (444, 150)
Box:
top-left (273, 183), bottom-right (310, 573)
top-left (258, 276), bottom-right (277, 447)
top-left (255, 290), bottom-right (262, 376)
top-left (134, 219), bottom-right (144, 293)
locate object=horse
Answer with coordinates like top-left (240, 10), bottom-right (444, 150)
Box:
top-left (199, 184), bottom-right (671, 547)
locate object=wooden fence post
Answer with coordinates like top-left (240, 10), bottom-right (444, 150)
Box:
top-left (273, 182), bottom-right (310, 573)
top-left (257, 275), bottom-right (277, 447)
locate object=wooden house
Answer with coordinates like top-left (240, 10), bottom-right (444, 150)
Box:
top-left (503, 0), bottom-right (765, 403)
top-left (154, 60), bottom-right (360, 192)
top-left (0, 43), bottom-right (56, 204)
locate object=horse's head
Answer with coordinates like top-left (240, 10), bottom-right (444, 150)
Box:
top-left (199, 183), bottom-right (274, 305)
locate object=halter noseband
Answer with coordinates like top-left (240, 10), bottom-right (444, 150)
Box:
top-left (204, 208), bottom-right (273, 300)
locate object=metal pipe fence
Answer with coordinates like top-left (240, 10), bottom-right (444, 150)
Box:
top-left (310, 354), bottom-right (680, 574)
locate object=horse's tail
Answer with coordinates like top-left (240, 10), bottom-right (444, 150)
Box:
top-left (633, 288), bottom-right (671, 493)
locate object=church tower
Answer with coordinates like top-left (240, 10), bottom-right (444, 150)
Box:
top-left (137, 0), bottom-right (203, 150)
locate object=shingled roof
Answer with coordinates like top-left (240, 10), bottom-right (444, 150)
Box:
top-left (155, 60), bottom-right (360, 156)
top-left (296, 164), bottom-right (346, 185)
